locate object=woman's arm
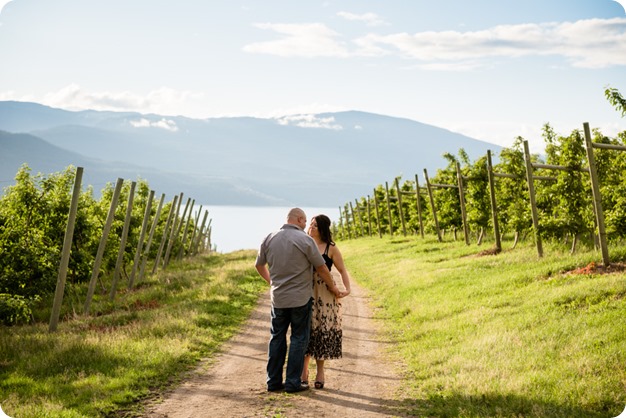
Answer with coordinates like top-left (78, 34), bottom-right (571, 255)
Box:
top-left (331, 245), bottom-right (351, 297)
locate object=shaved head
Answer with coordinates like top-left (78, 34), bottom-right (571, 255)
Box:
top-left (287, 207), bottom-right (307, 229)
top-left (287, 208), bottom-right (305, 220)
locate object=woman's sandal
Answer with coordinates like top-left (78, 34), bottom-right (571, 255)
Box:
top-left (314, 381), bottom-right (324, 389)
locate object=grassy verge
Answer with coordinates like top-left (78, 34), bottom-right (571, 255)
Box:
top-left (0, 250), bottom-right (263, 418)
top-left (339, 236), bottom-right (626, 418)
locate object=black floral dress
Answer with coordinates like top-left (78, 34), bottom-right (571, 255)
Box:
top-left (306, 243), bottom-right (342, 360)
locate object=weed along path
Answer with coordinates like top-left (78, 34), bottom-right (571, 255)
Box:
top-left (143, 281), bottom-right (409, 417)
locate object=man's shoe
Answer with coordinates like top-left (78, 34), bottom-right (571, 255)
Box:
top-left (285, 383), bottom-right (309, 393)
top-left (267, 384), bottom-right (285, 392)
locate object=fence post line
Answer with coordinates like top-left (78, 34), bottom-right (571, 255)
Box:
top-left (385, 181), bottom-right (393, 236)
top-left (349, 202), bottom-right (358, 237)
top-left (188, 204), bottom-right (202, 255)
top-left (394, 178), bottom-right (407, 236)
top-left (343, 205), bottom-right (352, 239)
top-left (129, 189), bottom-right (154, 289)
top-left (486, 152), bottom-right (502, 252)
top-left (356, 199), bottom-right (368, 236)
top-left (423, 169), bottom-right (442, 242)
top-left (206, 220), bottom-right (213, 252)
top-left (153, 194), bottom-right (178, 274)
top-left (583, 122), bottom-right (610, 266)
top-left (178, 199), bottom-right (195, 260)
top-left (49, 166), bottom-right (84, 332)
top-left (336, 206), bottom-right (343, 240)
top-left (414, 174), bottom-right (425, 238)
top-left (455, 163), bottom-right (470, 245)
top-left (523, 141), bottom-right (543, 257)
top-left (164, 194), bottom-right (186, 268)
top-left (84, 178), bottom-right (124, 314)
top-left (110, 181), bottom-right (136, 301)
top-left (353, 200), bottom-right (365, 237)
top-left (366, 195), bottom-right (373, 237)
top-left (373, 188), bottom-right (382, 238)
top-left (193, 210), bottom-right (209, 255)
top-left (139, 193), bottom-right (165, 282)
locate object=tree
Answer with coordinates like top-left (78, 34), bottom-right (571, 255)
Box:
top-left (537, 124), bottom-right (594, 248)
top-left (0, 165), bottom-right (99, 323)
top-left (494, 137), bottom-right (532, 246)
top-left (430, 152), bottom-right (462, 236)
top-left (605, 86), bottom-right (626, 117)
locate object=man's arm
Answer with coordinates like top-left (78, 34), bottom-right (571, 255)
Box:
top-left (255, 264), bottom-right (271, 284)
top-left (315, 264), bottom-right (341, 298)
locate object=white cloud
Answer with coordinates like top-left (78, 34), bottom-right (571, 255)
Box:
top-left (130, 118), bottom-right (179, 132)
top-left (243, 23), bottom-right (350, 58)
top-left (244, 18), bottom-right (626, 68)
top-left (354, 18), bottom-right (626, 68)
top-left (336, 11), bottom-right (387, 27)
top-left (275, 114), bottom-right (343, 130)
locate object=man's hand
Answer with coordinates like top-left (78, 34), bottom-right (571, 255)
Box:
top-left (255, 264), bottom-right (271, 284)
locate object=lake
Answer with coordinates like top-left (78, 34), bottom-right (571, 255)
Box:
top-left (196, 206), bottom-right (340, 253)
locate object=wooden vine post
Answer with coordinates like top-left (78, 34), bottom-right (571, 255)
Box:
top-left (523, 141), bottom-right (544, 257)
top-left (140, 193), bottom-right (165, 282)
top-left (349, 201), bottom-right (362, 237)
top-left (49, 166), bottom-right (83, 332)
top-left (339, 206), bottom-right (343, 239)
top-left (164, 195), bottom-right (187, 268)
top-left (354, 199), bottom-right (367, 236)
top-left (343, 205), bottom-right (352, 239)
top-left (423, 169), bottom-right (442, 242)
top-left (486, 152), bottom-right (502, 252)
top-left (455, 163), bottom-right (470, 246)
top-left (188, 204), bottom-right (202, 255)
top-left (414, 174), bottom-right (425, 238)
top-left (373, 188), bottom-right (382, 238)
top-left (384, 181), bottom-right (394, 236)
top-left (129, 189), bottom-right (154, 289)
top-left (178, 199), bottom-right (195, 260)
top-left (193, 210), bottom-right (209, 255)
top-left (366, 195), bottom-right (373, 237)
top-left (110, 181), bottom-right (136, 301)
top-left (394, 178), bottom-right (407, 236)
top-left (84, 178), bottom-right (124, 314)
top-left (583, 122), bottom-right (610, 266)
top-left (153, 194), bottom-right (179, 274)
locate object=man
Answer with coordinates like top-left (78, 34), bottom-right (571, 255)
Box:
top-left (255, 208), bottom-right (341, 393)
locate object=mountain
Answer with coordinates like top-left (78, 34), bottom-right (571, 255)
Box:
top-left (0, 101), bottom-right (503, 206)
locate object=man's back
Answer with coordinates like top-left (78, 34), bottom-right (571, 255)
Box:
top-left (257, 224), bottom-right (324, 308)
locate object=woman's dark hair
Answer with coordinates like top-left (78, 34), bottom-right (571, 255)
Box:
top-left (314, 214), bottom-right (335, 246)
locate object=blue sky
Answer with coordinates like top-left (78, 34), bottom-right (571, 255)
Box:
top-left (0, 0), bottom-right (625, 152)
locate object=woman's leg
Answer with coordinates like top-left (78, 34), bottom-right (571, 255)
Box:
top-left (315, 359), bottom-right (325, 388)
top-left (301, 355), bottom-right (311, 383)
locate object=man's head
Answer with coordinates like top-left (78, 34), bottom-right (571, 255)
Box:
top-left (287, 208), bottom-right (307, 230)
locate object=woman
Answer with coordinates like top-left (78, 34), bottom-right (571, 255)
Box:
top-left (301, 214), bottom-right (351, 389)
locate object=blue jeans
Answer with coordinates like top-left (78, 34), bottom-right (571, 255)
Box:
top-left (267, 298), bottom-right (313, 391)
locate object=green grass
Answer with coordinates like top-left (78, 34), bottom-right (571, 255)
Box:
top-left (339, 235), bottom-right (626, 417)
top-left (2, 238), bottom-right (625, 417)
top-left (0, 250), bottom-right (265, 417)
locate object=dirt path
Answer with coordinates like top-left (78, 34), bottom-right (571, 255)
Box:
top-left (143, 281), bottom-right (408, 417)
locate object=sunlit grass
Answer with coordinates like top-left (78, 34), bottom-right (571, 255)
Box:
top-left (340, 235), bottom-right (626, 417)
top-left (0, 250), bottom-right (264, 417)
top-left (2, 236), bottom-right (625, 417)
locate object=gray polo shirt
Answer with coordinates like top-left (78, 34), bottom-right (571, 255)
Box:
top-left (255, 224), bottom-right (326, 308)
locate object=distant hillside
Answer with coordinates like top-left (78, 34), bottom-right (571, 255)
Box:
top-left (0, 101), bottom-right (502, 206)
